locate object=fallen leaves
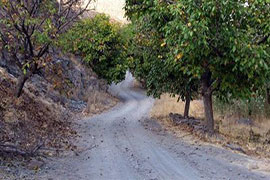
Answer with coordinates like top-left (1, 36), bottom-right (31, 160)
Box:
top-left (0, 67), bottom-right (76, 156)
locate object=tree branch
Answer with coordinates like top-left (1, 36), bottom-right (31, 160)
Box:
top-left (257, 34), bottom-right (269, 45)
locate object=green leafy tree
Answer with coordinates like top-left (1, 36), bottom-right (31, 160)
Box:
top-left (59, 14), bottom-right (127, 84)
top-left (0, 0), bottom-right (92, 97)
top-left (126, 18), bottom-right (199, 118)
top-left (248, 1), bottom-right (270, 110)
top-left (125, 0), bottom-right (270, 134)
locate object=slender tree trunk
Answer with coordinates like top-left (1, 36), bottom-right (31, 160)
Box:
top-left (202, 91), bottom-right (214, 134)
top-left (184, 94), bottom-right (191, 118)
top-left (266, 87), bottom-right (270, 104)
top-left (15, 74), bottom-right (29, 97)
top-left (201, 70), bottom-right (214, 135)
top-left (15, 63), bottom-right (37, 98)
top-left (265, 87), bottom-right (270, 117)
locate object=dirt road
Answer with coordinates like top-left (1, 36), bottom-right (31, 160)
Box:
top-left (34, 72), bottom-right (269, 180)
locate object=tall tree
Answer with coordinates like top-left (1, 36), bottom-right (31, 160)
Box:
top-left (0, 0), bottom-right (93, 97)
top-left (125, 0), bottom-right (270, 134)
top-left (126, 22), bottom-right (199, 118)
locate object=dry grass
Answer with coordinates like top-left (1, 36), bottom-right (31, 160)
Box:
top-left (150, 94), bottom-right (204, 142)
top-left (83, 90), bottom-right (118, 116)
top-left (151, 94), bottom-right (204, 119)
top-left (151, 94), bottom-right (270, 157)
top-left (216, 113), bottom-right (270, 156)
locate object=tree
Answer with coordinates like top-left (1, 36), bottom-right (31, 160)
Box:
top-left (125, 0), bottom-right (270, 134)
top-left (126, 22), bottom-right (199, 118)
top-left (248, 1), bottom-right (270, 112)
top-left (0, 0), bottom-right (93, 97)
top-left (58, 14), bottom-right (128, 84)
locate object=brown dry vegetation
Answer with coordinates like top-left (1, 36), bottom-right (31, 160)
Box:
top-left (0, 53), bottom-right (118, 177)
top-left (151, 94), bottom-right (205, 120)
top-left (0, 67), bottom-right (76, 156)
top-left (0, 54), bottom-right (118, 154)
top-left (83, 90), bottom-right (118, 116)
top-left (151, 94), bottom-right (270, 157)
top-left (0, 52), bottom-right (118, 156)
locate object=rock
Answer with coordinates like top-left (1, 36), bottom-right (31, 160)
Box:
top-left (0, 55), bottom-right (21, 77)
top-left (237, 118), bottom-right (253, 126)
top-left (3, 109), bottom-right (19, 123)
top-left (27, 159), bottom-right (44, 170)
top-left (225, 143), bottom-right (246, 154)
top-left (169, 113), bottom-right (201, 127)
top-left (67, 100), bottom-right (87, 113)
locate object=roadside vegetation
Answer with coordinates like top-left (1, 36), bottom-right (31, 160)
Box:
top-left (125, 0), bottom-right (270, 156)
top-left (0, 0), bottom-right (93, 97)
top-left (151, 94), bottom-right (270, 157)
top-left (58, 14), bottom-right (128, 84)
top-left (0, 0), bottom-right (127, 161)
top-left (125, 0), bottom-right (270, 135)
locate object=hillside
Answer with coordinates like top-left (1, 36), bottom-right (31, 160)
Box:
top-left (0, 51), bottom-right (118, 178)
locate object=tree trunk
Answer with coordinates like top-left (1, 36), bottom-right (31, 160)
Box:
top-left (265, 87), bottom-right (270, 117)
top-left (15, 63), bottom-right (37, 98)
top-left (201, 70), bottom-right (214, 135)
top-left (202, 91), bottom-right (214, 134)
top-left (184, 94), bottom-right (191, 118)
top-left (15, 74), bottom-right (29, 98)
top-left (266, 88), bottom-right (270, 104)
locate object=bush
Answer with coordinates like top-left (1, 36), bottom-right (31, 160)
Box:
top-left (58, 14), bottom-right (127, 84)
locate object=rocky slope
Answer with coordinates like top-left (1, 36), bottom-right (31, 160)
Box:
top-left (0, 51), bottom-right (117, 177)
top-left (0, 0), bottom-right (125, 177)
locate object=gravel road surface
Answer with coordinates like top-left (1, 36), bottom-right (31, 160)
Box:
top-left (37, 73), bottom-right (270, 180)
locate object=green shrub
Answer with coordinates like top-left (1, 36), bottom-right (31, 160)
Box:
top-left (58, 14), bottom-right (127, 84)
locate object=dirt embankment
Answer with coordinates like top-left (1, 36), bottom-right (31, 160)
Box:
top-left (0, 0), bottom-right (126, 176)
top-left (0, 53), bottom-right (117, 178)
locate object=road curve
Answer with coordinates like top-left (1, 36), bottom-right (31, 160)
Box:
top-left (40, 73), bottom-right (269, 180)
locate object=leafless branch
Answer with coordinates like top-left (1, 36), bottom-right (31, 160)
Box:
top-left (0, 141), bottom-right (45, 156)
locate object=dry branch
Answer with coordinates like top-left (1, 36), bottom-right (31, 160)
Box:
top-left (0, 141), bottom-right (45, 156)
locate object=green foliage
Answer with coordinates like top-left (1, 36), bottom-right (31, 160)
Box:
top-left (125, 13), bottom-right (199, 102)
top-left (126, 0), bottom-right (270, 95)
top-left (0, 0), bottom-right (64, 53)
top-left (0, 0), bottom-right (93, 97)
top-left (125, 0), bottom-right (270, 131)
top-left (59, 14), bottom-right (127, 84)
